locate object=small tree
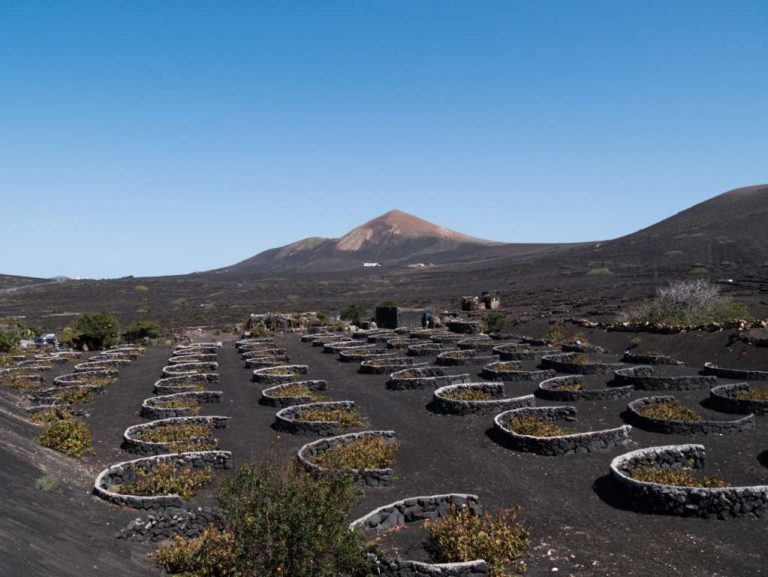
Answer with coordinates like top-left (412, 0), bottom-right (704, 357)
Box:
top-left (0, 328), bottom-right (21, 353)
top-left (340, 304), bottom-right (368, 326)
top-left (74, 313), bottom-right (120, 350)
top-left (122, 320), bottom-right (159, 343)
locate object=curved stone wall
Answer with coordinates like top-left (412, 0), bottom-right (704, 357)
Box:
top-left (386, 338), bottom-right (412, 349)
top-left (609, 444), bottom-right (768, 518)
top-left (162, 362), bottom-right (219, 378)
top-left (432, 383), bottom-right (534, 416)
top-left (359, 357), bottom-right (428, 375)
top-left (626, 396), bottom-right (755, 435)
top-left (240, 348), bottom-right (287, 360)
top-left (480, 362), bottom-right (556, 382)
top-left (621, 351), bottom-right (683, 365)
top-left (122, 416), bottom-right (230, 455)
top-left (338, 348), bottom-right (391, 362)
top-left (436, 350), bottom-right (500, 367)
top-left (709, 383), bottom-right (768, 416)
top-left (93, 451), bottom-right (232, 510)
top-left (54, 369), bottom-right (118, 386)
top-left (244, 355), bottom-right (292, 369)
top-left (493, 406), bottom-right (631, 456)
top-left (323, 341), bottom-right (368, 354)
top-left (75, 359), bottom-right (130, 372)
top-left (251, 364), bottom-right (309, 384)
top-left (260, 380), bottom-right (328, 407)
top-left (387, 367), bottom-right (471, 391)
top-left (349, 494), bottom-right (487, 576)
top-left (407, 342), bottom-right (457, 357)
top-left (703, 362), bottom-right (768, 381)
top-left (492, 344), bottom-right (559, 361)
top-left (141, 391), bottom-right (223, 419)
top-left (153, 374), bottom-right (218, 395)
top-left (32, 383), bottom-right (104, 404)
top-left (540, 353), bottom-right (625, 375)
top-left (168, 354), bottom-right (218, 364)
top-left (613, 366), bottom-right (716, 391)
top-left (457, 337), bottom-right (495, 351)
top-left (297, 430), bottom-right (397, 486)
top-left (274, 400), bottom-right (358, 436)
top-left (445, 320), bottom-right (483, 335)
top-left (561, 343), bottom-right (609, 354)
top-left (536, 375), bottom-right (633, 401)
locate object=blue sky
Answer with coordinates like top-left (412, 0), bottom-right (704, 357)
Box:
top-left (1, 1), bottom-right (766, 278)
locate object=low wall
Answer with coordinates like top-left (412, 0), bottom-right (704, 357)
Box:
top-left (274, 400), bottom-right (358, 436)
top-left (244, 355), bottom-right (291, 369)
top-left (536, 375), bottom-right (633, 401)
top-left (117, 507), bottom-right (221, 542)
top-left (359, 358), bottom-right (428, 375)
top-left (141, 391), bottom-right (223, 419)
top-left (407, 343), bottom-right (457, 357)
top-left (54, 369), bottom-right (118, 386)
top-left (622, 351), bottom-right (683, 365)
top-left (480, 362), bottom-right (556, 382)
top-left (709, 383), bottom-right (768, 415)
top-left (493, 406), bottom-right (631, 456)
top-left (387, 367), bottom-right (471, 391)
top-left (93, 451), bottom-right (232, 510)
top-left (492, 344), bottom-right (559, 361)
top-left (627, 396), bottom-right (755, 435)
top-left (609, 444), bottom-right (768, 518)
top-left (540, 353), bottom-right (625, 375)
top-left (436, 351), bottom-right (500, 366)
top-left (168, 354), bottom-right (218, 365)
top-left (122, 416), bottom-right (230, 455)
top-left (703, 362), bottom-right (768, 381)
top-left (457, 337), bottom-right (495, 351)
top-left (252, 364), bottom-right (309, 384)
top-left (162, 362), bottom-right (219, 378)
top-left (297, 430), bottom-right (397, 486)
top-left (260, 380), bottom-right (328, 407)
top-left (338, 349), bottom-right (392, 363)
top-left (614, 366), bottom-right (716, 391)
top-left (432, 383), bottom-right (535, 416)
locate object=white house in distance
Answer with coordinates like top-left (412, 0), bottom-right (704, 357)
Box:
top-left (363, 262), bottom-right (381, 267)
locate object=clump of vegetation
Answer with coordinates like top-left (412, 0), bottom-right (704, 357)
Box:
top-left (378, 298), bottom-right (399, 308)
top-left (424, 505), bottom-right (530, 576)
top-left (506, 416), bottom-right (565, 437)
top-left (636, 399), bottom-right (701, 422)
top-left (140, 422), bottom-right (216, 451)
top-left (153, 398), bottom-right (202, 415)
top-left (0, 372), bottom-right (40, 390)
top-left (297, 407), bottom-right (365, 429)
top-left (555, 381), bottom-right (585, 392)
top-left (0, 328), bottom-right (21, 353)
top-left (122, 320), bottom-right (160, 343)
top-left (31, 406), bottom-right (75, 425)
top-left (71, 312), bottom-right (121, 350)
top-left (340, 304), bottom-right (368, 326)
top-left (271, 383), bottom-right (324, 401)
top-left (443, 388), bottom-right (493, 401)
top-left (52, 387), bottom-right (95, 405)
top-left (631, 466), bottom-right (730, 488)
top-left (76, 374), bottom-right (116, 387)
top-left (544, 325), bottom-right (566, 344)
top-left (314, 436), bottom-right (399, 470)
top-left (734, 387), bottom-right (768, 401)
top-left (569, 354), bottom-right (591, 365)
top-left (34, 418), bottom-right (92, 458)
top-left (623, 279), bottom-right (752, 326)
top-left (155, 459), bottom-right (375, 577)
top-left (117, 462), bottom-right (213, 499)
top-left (483, 312), bottom-right (505, 333)
top-left (587, 267), bottom-right (613, 276)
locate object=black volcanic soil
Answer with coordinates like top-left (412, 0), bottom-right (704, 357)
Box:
top-left (1, 324), bottom-right (767, 577)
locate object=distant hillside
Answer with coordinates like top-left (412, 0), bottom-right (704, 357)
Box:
top-left (0, 274), bottom-right (47, 291)
top-left (219, 209), bottom-right (512, 274)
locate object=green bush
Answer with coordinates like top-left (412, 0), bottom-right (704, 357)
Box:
top-left (631, 466), bottom-right (729, 488)
top-left (155, 458), bottom-right (376, 577)
top-left (425, 505), bottom-right (529, 576)
top-left (74, 312), bottom-right (120, 350)
top-left (623, 280), bottom-right (752, 326)
top-left (122, 320), bottom-right (159, 342)
top-left (340, 304), bottom-right (368, 326)
top-left (34, 419), bottom-right (92, 458)
top-left (0, 328), bottom-right (21, 353)
top-left (483, 312), bottom-right (505, 333)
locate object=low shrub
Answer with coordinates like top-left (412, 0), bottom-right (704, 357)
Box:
top-left (623, 279), bottom-right (752, 326)
top-left (122, 320), bottom-right (160, 342)
top-left (340, 304), bottom-right (368, 326)
top-left (314, 436), bottom-right (399, 470)
top-left (569, 354), bottom-right (591, 365)
top-left (34, 419), bottom-right (91, 458)
top-left (77, 374), bottom-right (116, 387)
top-left (1, 373), bottom-right (40, 390)
top-left (587, 267), bottom-right (613, 276)
top-left (73, 312), bottom-right (121, 350)
top-left (506, 416), bottom-right (565, 437)
top-left (31, 407), bottom-right (75, 425)
top-left (631, 466), bottom-right (730, 488)
top-left (424, 505), bottom-right (529, 576)
top-left (554, 381), bottom-right (585, 392)
top-left (117, 462), bottom-right (213, 499)
top-left (53, 387), bottom-right (95, 405)
top-left (484, 312), bottom-right (505, 333)
top-left (494, 361), bottom-right (521, 372)
top-left (443, 388), bottom-right (493, 402)
top-left (154, 458), bottom-right (376, 577)
top-left (544, 325), bottom-right (566, 344)
top-left (734, 388), bottom-right (768, 401)
top-left (297, 407), bottom-right (365, 429)
top-left (636, 399), bottom-right (701, 422)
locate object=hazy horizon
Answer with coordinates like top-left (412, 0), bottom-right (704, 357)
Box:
top-left (2, 1), bottom-right (766, 278)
